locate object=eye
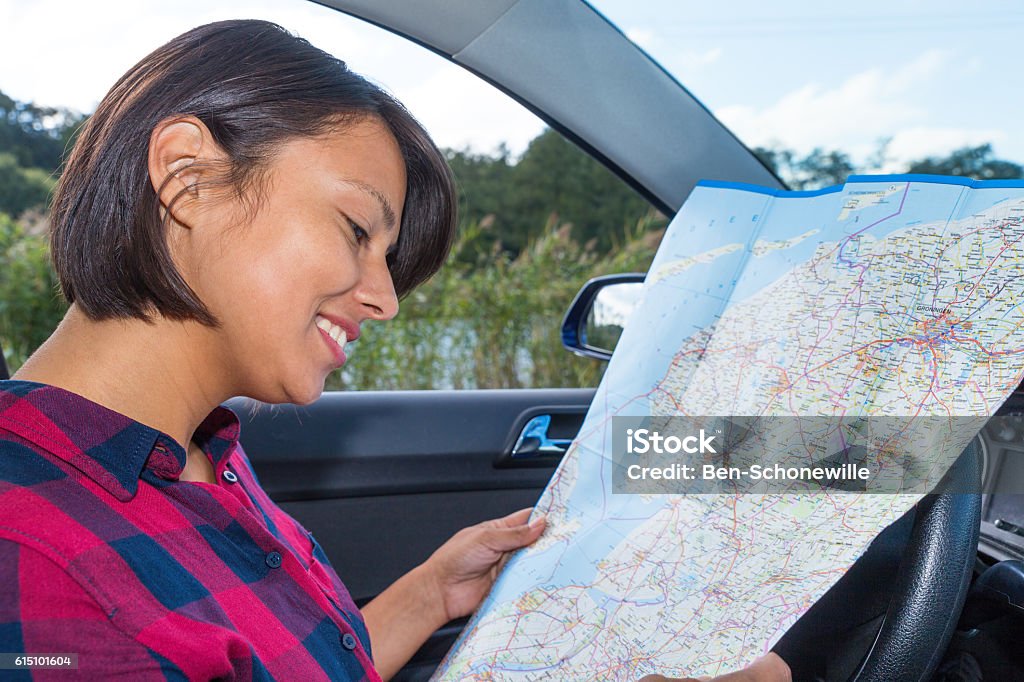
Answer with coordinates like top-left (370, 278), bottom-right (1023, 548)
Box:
top-left (347, 217), bottom-right (370, 245)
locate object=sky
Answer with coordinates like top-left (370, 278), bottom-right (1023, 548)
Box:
top-left (2, 0), bottom-right (1023, 170)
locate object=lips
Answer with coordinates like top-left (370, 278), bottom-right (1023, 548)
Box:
top-left (317, 325), bottom-right (347, 367)
top-left (315, 314), bottom-right (359, 368)
top-left (316, 313), bottom-right (360, 343)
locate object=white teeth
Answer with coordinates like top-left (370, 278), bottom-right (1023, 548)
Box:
top-left (316, 315), bottom-right (347, 348)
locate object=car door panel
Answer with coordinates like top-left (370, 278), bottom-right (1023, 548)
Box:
top-left (232, 388), bottom-right (593, 679)
top-left (231, 388), bottom-right (594, 600)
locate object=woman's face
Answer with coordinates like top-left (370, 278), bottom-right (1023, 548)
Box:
top-left (178, 117), bottom-right (407, 404)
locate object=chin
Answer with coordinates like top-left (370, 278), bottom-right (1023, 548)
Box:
top-left (281, 373), bottom-right (328, 406)
top-left (246, 367), bottom-right (326, 406)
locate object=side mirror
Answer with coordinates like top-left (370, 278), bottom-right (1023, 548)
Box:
top-left (561, 273), bottom-right (645, 360)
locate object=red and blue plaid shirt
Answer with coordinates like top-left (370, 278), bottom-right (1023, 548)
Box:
top-left (0, 380), bottom-right (381, 681)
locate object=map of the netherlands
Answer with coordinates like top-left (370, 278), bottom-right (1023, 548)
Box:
top-left (433, 176), bottom-right (1024, 680)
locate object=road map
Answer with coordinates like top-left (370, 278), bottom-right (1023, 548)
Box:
top-left (433, 175), bottom-right (1024, 680)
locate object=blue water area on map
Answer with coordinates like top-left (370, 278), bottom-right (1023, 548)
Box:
top-left (729, 180), bottom-right (970, 306)
top-left (494, 510), bottom-right (668, 603)
top-left (956, 185), bottom-right (1024, 220)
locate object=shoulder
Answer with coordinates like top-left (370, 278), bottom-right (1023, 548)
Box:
top-left (0, 424), bottom-right (69, 488)
top-left (0, 536), bottom-right (113, 620)
top-left (0, 538), bottom-right (189, 680)
top-left (0, 381), bottom-right (76, 487)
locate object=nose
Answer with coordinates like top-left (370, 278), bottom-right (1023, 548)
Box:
top-left (355, 255), bottom-right (399, 321)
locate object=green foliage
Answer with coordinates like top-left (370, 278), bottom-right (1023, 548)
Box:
top-left (0, 90), bottom-right (86, 218)
top-left (448, 129), bottom-right (665, 257)
top-left (333, 213), bottom-right (659, 390)
top-left (0, 213), bottom-right (67, 372)
top-left (0, 90), bottom-right (85, 172)
top-left (0, 153), bottom-right (54, 217)
top-left (5, 114), bottom-right (1024, 391)
top-left (906, 144), bottom-right (1023, 180)
top-left (754, 146), bottom-right (855, 190)
top-left (756, 141), bottom-right (1024, 189)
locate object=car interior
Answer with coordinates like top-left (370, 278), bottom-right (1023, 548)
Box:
top-left (213, 276), bottom-right (1023, 681)
top-left (4, 1), bottom-right (1024, 680)
top-left (293, 3), bottom-right (1024, 678)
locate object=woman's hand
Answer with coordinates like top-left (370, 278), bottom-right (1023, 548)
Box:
top-left (638, 653), bottom-right (791, 682)
top-left (420, 507), bottom-right (547, 622)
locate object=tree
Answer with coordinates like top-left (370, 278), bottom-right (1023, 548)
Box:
top-left (754, 146), bottom-right (854, 190)
top-left (757, 141), bottom-right (1024, 189)
top-left (510, 129), bottom-right (662, 252)
top-left (445, 145), bottom-right (516, 259)
top-left (447, 130), bottom-right (664, 258)
top-left (0, 212), bottom-right (67, 372)
top-left (0, 90), bottom-right (86, 172)
top-left (906, 144), bottom-right (1023, 180)
top-left (0, 153), bottom-right (54, 217)
top-left (0, 90), bottom-right (86, 217)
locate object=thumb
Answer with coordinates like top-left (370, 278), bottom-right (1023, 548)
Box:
top-left (483, 514), bottom-right (546, 552)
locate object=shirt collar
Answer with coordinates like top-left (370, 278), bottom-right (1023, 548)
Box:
top-left (0, 380), bottom-right (241, 502)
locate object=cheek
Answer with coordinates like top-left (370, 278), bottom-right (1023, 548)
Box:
top-left (196, 212), bottom-right (357, 338)
top-left (192, 239), bottom-right (307, 343)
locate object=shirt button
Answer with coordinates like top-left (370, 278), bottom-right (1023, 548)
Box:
top-left (265, 551), bottom-right (283, 569)
top-left (222, 470), bottom-right (238, 484)
top-left (341, 633), bottom-right (358, 651)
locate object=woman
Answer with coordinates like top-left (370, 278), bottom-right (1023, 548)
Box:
top-left (0, 19), bottom-right (787, 681)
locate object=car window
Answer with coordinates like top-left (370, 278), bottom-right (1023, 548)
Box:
top-left (591, 0), bottom-right (1024, 186)
top-left (0, 0), bottom-right (664, 391)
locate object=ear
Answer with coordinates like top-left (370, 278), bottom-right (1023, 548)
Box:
top-left (147, 116), bottom-right (223, 228)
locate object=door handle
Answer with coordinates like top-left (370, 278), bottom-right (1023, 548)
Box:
top-left (511, 415), bottom-right (573, 458)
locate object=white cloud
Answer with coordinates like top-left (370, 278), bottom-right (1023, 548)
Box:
top-left (0, 0), bottom-right (372, 112)
top-left (713, 50), bottom-right (952, 160)
top-left (673, 47), bottom-right (723, 75)
top-left (624, 26), bottom-right (722, 79)
top-left (0, 0), bottom-right (543, 153)
top-left (625, 27), bottom-right (656, 49)
top-left (400, 63), bottom-right (545, 156)
top-left (882, 127), bottom-right (1009, 170)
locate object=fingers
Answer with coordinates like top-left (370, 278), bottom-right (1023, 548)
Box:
top-left (706, 654), bottom-right (791, 682)
top-left (740, 654), bottom-right (790, 682)
top-left (482, 513), bottom-right (546, 552)
top-left (491, 507), bottom-right (535, 528)
top-left (635, 654), bottom-right (789, 682)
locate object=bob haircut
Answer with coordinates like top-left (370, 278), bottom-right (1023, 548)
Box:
top-left (51, 19), bottom-right (457, 326)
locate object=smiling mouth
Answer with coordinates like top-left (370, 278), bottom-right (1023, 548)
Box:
top-left (316, 314), bottom-right (348, 366)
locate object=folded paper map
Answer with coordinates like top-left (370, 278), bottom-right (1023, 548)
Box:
top-left (434, 175), bottom-right (1024, 679)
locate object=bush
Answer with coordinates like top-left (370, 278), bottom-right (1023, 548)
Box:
top-left (334, 213), bottom-right (658, 390)
top-left (0, 212), bottom-right (67, 372)
top-left (0, 153), bottom-right (54, 217)
top-left (0, 209), bottom-right (658, 390)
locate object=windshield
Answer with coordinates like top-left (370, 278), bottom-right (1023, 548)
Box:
top-left (590, 0), bottom-right (1024, 185)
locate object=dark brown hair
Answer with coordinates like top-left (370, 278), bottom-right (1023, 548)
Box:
top-left (51, 19), bottom-right (456, 325)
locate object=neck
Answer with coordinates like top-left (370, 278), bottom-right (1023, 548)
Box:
top-left (13, 304), bottom-right (229, 458)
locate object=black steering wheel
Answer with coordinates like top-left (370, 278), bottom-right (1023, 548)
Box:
top-left (774, 441), bottom-right (982, 681)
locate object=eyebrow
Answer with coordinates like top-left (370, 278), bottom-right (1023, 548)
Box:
top-left (345, 179), bottom-right (397, 232)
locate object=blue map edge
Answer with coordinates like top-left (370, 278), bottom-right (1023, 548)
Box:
top-left (697, 173), bottom-right (1024, 197)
